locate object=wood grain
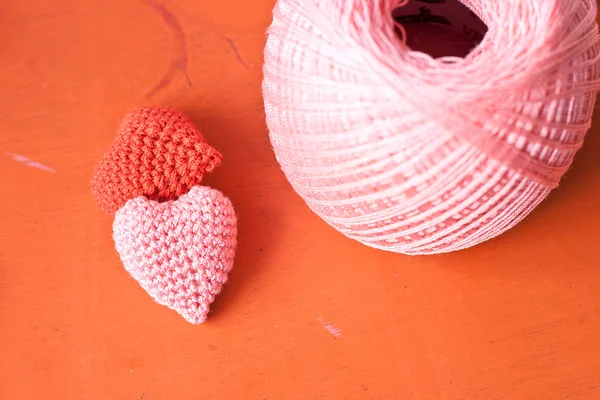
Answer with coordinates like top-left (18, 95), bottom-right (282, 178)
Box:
top-left (1, 1), bottom-right (599, 399)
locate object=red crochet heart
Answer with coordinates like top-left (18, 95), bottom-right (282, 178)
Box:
top-left (91, 107), bottom-right (222, 214)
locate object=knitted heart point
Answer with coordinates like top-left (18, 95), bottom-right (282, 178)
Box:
top-left (113, 186), bottom-right (237, 324)
top-left (92, 107), bottom-right (222, 214)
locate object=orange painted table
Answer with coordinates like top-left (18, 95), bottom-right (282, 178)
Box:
top-left (1, 1), bottom-right (600, 399)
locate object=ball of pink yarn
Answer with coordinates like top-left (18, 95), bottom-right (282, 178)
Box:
top-left (262, 0), bottom-right (600, 255)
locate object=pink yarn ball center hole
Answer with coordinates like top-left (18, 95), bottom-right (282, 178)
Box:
top-left (393, 0), bottom-right (488, 59)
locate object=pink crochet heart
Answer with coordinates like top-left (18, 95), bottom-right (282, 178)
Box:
top-left (113, 186), bottom-right (237, 324)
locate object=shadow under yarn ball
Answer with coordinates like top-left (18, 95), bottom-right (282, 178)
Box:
top-left (262, 0), bottom-right (600, 255)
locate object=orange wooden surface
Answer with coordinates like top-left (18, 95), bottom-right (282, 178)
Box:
top-left (1, 1), bottom-right (600, 399)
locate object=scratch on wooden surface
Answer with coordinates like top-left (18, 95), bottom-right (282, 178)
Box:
top-left (143, 0), bottom-right (190, 98)
top-left (222, 37), bottom-right (250, 69)
top-left (318, 317), bottom-right (342, 338)
top-left (5, 152), bottom-right (57, 173)
top-left (141, 380), bottom-right (152, 399)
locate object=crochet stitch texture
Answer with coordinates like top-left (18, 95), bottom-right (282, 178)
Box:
top-left (92, 107), bottom-right (222, 214)
top-left (113, 186), bottom-right (238, 324)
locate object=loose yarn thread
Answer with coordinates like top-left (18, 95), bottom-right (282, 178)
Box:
top-left (263, 0), bottom-right (600, 255)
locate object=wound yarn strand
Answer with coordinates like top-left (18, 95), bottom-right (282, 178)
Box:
top-left (263, 0), bottom-right (600, 255)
